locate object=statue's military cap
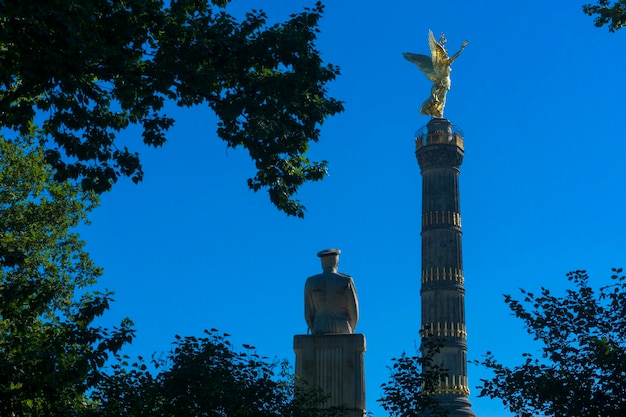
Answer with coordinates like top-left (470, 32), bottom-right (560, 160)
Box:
top-left (317, 248), bottom-right (341, 257)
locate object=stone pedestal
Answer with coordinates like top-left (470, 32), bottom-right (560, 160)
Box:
top-left (293, 334), bottom-right (366, 417)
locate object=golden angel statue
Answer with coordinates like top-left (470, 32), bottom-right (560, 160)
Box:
top-left (403, 31), bottom-right (468, 118)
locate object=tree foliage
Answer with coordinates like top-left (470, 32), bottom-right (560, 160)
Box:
top-left (0, 135), bottom-right (134, 416)
top-left (0, 0), bottom-right (343, 217)
top-left (477, 269), bottom-right (626, 417)
top-left (92, 329), bottom-right (338, 417)
top-left (379, 342), bottom-right (448, 417)
top-left (583, 0), bottom-right (626, 31)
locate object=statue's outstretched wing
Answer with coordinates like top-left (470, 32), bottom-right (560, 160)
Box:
top-left (427, 29), bottom-right (446, 67)
top-left (402, 52), bottom-right (437, 83)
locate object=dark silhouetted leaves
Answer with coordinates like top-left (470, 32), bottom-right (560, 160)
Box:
top-left (93, 329), bottom-right (342, 417)
top-left (379, 341), bottom-right (448, 417)
top-left (0, 0), bottom-right (343, 217)
top-left (583, 0), bottom-right (626, 31)
top-left (477, 269), bottom-right (626, 417)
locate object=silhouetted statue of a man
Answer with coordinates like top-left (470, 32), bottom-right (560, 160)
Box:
top-left (305, 249), bottom-right (359, 335)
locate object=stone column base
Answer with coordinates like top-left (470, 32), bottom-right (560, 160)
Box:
top-left (294, 333), bottom-right (366, 417)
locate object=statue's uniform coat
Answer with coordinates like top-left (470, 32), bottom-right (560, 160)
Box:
top-left (304, 271), bottom-right (359, 335)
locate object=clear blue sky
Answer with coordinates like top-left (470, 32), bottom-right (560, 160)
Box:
top-left (80, 1), bottom-right (626, 416)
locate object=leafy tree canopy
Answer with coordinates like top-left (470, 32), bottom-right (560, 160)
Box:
top-left (92, 329), bottom-right (339, 417)
top-left (379, 342), bottom-right (448, 417)
top-left (477, 269), bottom-right (626, 417)
top-left (0, 0), bottom-right (343, 217)
top-left (0, 134), bottom-right (133, 416)
top-left (583, 0), bottom-right (626, 31)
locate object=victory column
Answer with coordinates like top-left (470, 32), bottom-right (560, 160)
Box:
top-left (404, 31), bottom-right (476, 417)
